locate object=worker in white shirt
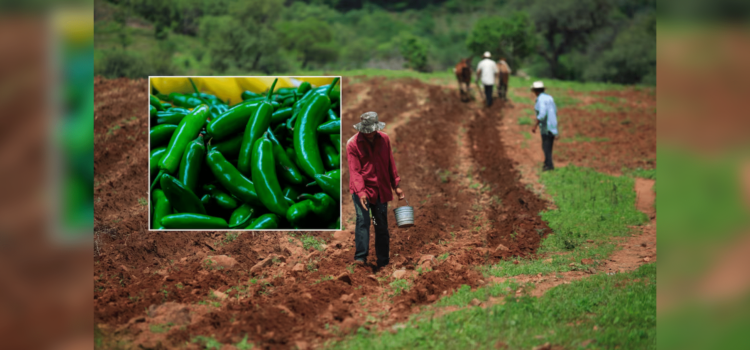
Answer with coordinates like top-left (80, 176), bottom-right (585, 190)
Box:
top-left (476, 51), bottom-right (499, 107)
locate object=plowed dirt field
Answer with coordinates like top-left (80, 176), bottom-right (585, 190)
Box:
top-left (94, 76), bottom-right (653, 349)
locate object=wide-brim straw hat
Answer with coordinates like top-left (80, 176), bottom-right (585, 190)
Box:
top-left (353, 111), bottom-right (386, 134)
top-left (531, 81), bottom-right (545, 89)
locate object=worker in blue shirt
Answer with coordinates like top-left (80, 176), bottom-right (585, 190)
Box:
top-left (530, 81), bottom-right (558, 171)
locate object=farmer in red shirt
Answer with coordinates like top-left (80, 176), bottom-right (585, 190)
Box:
top-left (346, 111), bottom-right (405, 269)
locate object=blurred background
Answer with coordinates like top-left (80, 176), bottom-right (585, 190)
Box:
top-left (94, 0), bottom-right (656, 85)
top-left (0, 3), bottom-right (93, 350)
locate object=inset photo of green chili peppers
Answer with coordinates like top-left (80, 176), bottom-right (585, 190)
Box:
top-left (148, 76), bottom-right (342, 230)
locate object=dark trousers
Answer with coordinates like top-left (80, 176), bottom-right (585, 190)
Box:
top-left (484, 84), bottom-right (493, 107)
top-left (541, 132), bottom-right (555, 170)
top-left (352, 194), bottom-right (390, 267)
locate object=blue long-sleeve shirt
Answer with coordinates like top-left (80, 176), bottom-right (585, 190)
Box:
top-left (535, 92), bottom-right (558, 135)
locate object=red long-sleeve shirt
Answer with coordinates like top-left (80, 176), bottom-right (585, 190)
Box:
top-left (346, 131), bottom-right (400, 203)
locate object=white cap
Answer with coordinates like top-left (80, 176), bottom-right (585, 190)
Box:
top-left (531, 81), bottom-right (545, 89)
top-left (483, 51), bottom-right (491, 58)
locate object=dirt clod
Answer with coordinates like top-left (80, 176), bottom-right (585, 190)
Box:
top-left (336, 273), bottom-right (352, 285)
top-left (203, 255), bottom-right (238, 270)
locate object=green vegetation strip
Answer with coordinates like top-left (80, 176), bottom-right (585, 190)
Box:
top-left (326, 264), bottom-right (655, 350)
top-left (483, 165), bottom-right (648, 277)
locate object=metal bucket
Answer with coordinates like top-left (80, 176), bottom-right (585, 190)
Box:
top-left (393, 198), bottom-right (415, 228)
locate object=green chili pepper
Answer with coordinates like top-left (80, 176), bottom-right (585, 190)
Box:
top-left (155, 111), bottom-right (187, 125)
top-left (282, 96), bottom-right (296, 108)
top-left (271, 107), bottom-right (293, 125)
top-left (161, 213), bottom-right (251, 229)
top-left (330, 134), bottom-right (341, 149)
top-left (286, 192), bottom-right (337, 226)
top-left (207, 100), bottom-right (279, 141)
top-left (201, 194), bottom-right (211, 206)
top-left (286, 112), bottom-right (297, 132)
top-left (169, 92), bottom-right (202, 108)
top-left (320, 138), bottom-right (340, 170)
top-left (297, 81), bottom-right (311, 94)
top-left (317, 119), bottom-right (340, 134)
top-left (206, 102), bottom-right (257, 141)
top-left (293, 78), bottom-right (339, 178)
top-left (161, 102), bottom-right (173, 110)
top-left (331, 100), bottom-right (340, 110)
top-left (267, 128), bottom-right (306, 185)
top-left (194, 92), bottom-right (223, 105)
top-left (152, 189), bottom-right (171, 230)
top-left (328, 218), bottom-right (341, 230)
top-left (229, 203), bottom-right (256, 227)
top-left (203, 184), bottom-right (238, 210)
top-left (250, 135), bottom-right (290, 217)
top-left (177, 135), bottom-right (205, 193)
top-left (150, 95), bottom-right (165, 111)
top-left (167, 107), bottom-right (191, 114)
top-left (241, 90), bottom-right (261, 100)
top-left (309, 169), bottom-right (340, 201)
top-left (160, 173), bottom-right (206, 214)
top-left (283, 185), bottom-right (300, 202)
top-left (150, 124), bottom-right (178, 147)
top-left (286, 147), bottom-right (301, 169)
top-left (275, 87), bottom-right (296, 95)
top-left (246, 214), bottom-right (279, 229)
top-left (298, 89), bottom-right (314, 103)
top-left (209, 132), bottom-right (243, 158)
top-left (326, 108), bottom-right (339, 121)
top-left (329, 86), bottom-right (340, 103)
top-left (156, 93), bottom-right (170, 102)
top-left (238, 78), bottom-right (278, 175)
top-left (205, 149), bottom-right (262, 207)
top-left (150, 104), bottom-right (157, 116)
top-left (150, 147), bottom-right (167, 180)
top-left (150, 105), bottom-right (209, 193)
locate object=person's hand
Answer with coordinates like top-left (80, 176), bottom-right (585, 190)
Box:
top-left (531, 126), bottom-right (537, 134)
top-left (359, 195), bottom-right (368, 209)
top-left (395, 187), bottom-right (405, 200)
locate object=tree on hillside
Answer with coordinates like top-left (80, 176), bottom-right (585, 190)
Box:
top-left (583, 12), bottom-right (655, 84)
top-left (466, 12), bottom-right (536, 70)
top-left (529, 0), bottom-right (613, 79)
top-left (398, 33), bottom-right (429, 71)
top-left (277, 18), bottom-right (338, 69)
top-left (199, 0), bottom-right (285, 73)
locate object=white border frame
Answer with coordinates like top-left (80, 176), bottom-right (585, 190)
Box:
top-left (148, 75), bottom-right (343, 232)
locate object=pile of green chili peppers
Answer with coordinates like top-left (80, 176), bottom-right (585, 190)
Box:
top-left (149, 77), bottom-right (341, 230)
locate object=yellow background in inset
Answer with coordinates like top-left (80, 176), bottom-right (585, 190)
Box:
top-left (150, 77), bottom-right (337, 105)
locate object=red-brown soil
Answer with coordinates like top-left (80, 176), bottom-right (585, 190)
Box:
top-left (94, 76), bottom-right (650, 349)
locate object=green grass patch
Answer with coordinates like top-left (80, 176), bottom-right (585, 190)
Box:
top-left (508, 90), bottom-right (533, 104)
top-left (509, 76), bottom-right (628, 92)
top-left (389, 279), bottom-right (412, 297)
top-left (325, 264), bottom-right (656, 350)
top-left (484, 166), bottom-right (648, 278)
top-left (296, 234), bottom-right (325, 251)
top-left (583, 102), bottom-right (617, 112)
top-left (553, 95), bottom-right (581, 109)
top-left (558, 135), bottom-right (610, 144)
top-left (622, 167), bottom-right (656, 180)
top-left (434, 281), bottom-right (520, 308)
top-left (518, 117), bottom-right (533, 125)
top-left (149, 323), bottom-right (173, 334)
top-left (521, 131), bottom-right (533, 140)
